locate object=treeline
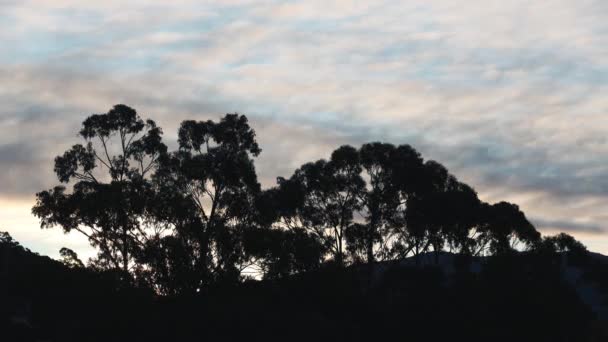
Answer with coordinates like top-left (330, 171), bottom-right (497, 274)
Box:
top-left (32, 104), bottom-right (586, 295)
top-left (1, 230), bottom-right (597, 342)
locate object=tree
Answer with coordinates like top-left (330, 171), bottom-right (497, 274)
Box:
top-left (273, 145), bottom-right (365, 265)
top-left (59, 247), bottom-right (84, 268)
top-left (537, 233), bottom-right (587, 258)
top-left (356, 142), bottom-right (400, 264)
top-left (382, 153), bottom-right (440, 261)
top-left (481, 201), bottom-right (541, 255)
top-left (371, 145), bottom-right (412, 260)
top-left (30, 105), bottom-right (552, 295)
top-left (0, 231), bottom-right (19, 248)
top-left (345, 223), bottom-right (380, 263)
top-left (351, 142), bottom-right (433, 264)
top-left (32, 104), bottom-right (167, 274)
top-left (135, 233), bottom-right (201, 295)
top-left (243, 227), bottom-right (325, 279)
top-left (243, 180), bottom-right (327, 277)
top-left (439, 183), bottom-right (484, 256)
top-left (148, 114), bottom-right (262, 290)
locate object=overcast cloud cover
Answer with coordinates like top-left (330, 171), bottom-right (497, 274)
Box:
top-left (2, 0), bottom-right (608, 257)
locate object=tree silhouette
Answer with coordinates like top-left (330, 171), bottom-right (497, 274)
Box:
top-left (378, 144), bottom-right (424, 259)
top-left (32, 105), bottom-right (167, 274)
top-left (392, 160), bottom-right (451, 261)
top-left (536, 232), bottom-right (588, 269)
top-left (541, 232), bottom-right (587, 254)
top-left (357, 142), bottom-right (399, 264)
top-left (145, 114), bottom-right (262, 292)
top-left (59, 247), bottom-right (84, 268)
top-left (0, 231), bottom-right (18, 247)
top-left (439, 183), bottom-right (484, 256)
top-left (271, 145), bottom-right (365, 266)
top-left (29, 106), bottom-right (589, 297)
top-left (243, 226), bottom-right (324, 279)
top-left (481, 201), bottom-right (541, 255)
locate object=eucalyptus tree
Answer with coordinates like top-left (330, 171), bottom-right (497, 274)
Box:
top-left (332, 143), bottom-right (412, 263)
top-left (355, 142), bottom-right (400, 264)
top-left (272, 145), bottom-right (365, 265)
top-left (149, 114), bottom-right (262, 288)
top-left (399, 160), bottom-right (464, 261)
top-left (59, 247), bottom-right (85, 268)
top-left (481, 201), bottom-right (541, 255)
top-left (535, 233), bottom-right (587, 268)
top-left (438, 182), bottom-right (485, 255)
top-left (32, 105), bottom-right (167, 274)
top-left (374, 144), bottom-right (425, 260)
top-left (0, 231), bottom-right (19, 248)
top-left (242, 223), bottom-right (325, 279)
top-left (540, 233), bottom-right (587, 254)
top-left (353, 142), bottom-right (435, 264)
top-left (402, 164), bottom-right (539, 259)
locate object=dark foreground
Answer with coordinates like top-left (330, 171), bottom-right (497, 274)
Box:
top-left (2, 240), bottom-right (607, 342)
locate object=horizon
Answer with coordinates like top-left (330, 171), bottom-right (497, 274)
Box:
top-left (2, 1), bottom-right (608, 259)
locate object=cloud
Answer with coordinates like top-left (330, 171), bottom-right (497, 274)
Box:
top-left (2, 0), bottom-right (608, 256)
top-left (531, 217), bottom-right (604, 234)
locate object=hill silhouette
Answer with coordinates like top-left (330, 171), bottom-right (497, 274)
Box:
top-left (4, 104), bottom-right (608, 341)
top-left (2, 233), bottom-right (607, 341)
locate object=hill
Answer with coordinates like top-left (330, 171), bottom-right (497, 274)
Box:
top-left (2, 233), bottom-right (607, 342)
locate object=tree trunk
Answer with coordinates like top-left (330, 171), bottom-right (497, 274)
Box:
top-left (336, 229), bottom-right (344, 267)
top-left (366, 225), bottom-right (375, 265)
top-left (415, 241), bottom-right (420, 266)
top-left (122, 225), bottom-right (129, 273)
top-left (433, 241), bottom-right (440, 265)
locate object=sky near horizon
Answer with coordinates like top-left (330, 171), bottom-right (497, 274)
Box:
top-left (2, 0), bottom-right (608, 259)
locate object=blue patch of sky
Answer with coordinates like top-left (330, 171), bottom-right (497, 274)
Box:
top-left (284, 18), bottom-right (345, 33)
top-left (375, 40), bottom-right (608, 88)
top-left (158, 5), bottom-right (249, 34)
top-left (2, 33), bottom-right (89, 64)
top-left (227, 54), bottom-right (274, 68)
top-left (1, 6), bottom-right (243, 68)
top-left (1, 8), bottom-right (105, 64)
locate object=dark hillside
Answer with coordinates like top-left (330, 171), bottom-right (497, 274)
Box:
top-left (2, 234), bottom-right (606, 342)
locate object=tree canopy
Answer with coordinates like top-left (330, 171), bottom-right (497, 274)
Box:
top-left (32, 105), bottom-right (167, 275)
top-left (32, 105), bottom-right (586, 294)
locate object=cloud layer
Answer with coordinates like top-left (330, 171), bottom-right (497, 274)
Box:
top-left (2, 0), bottom-right (608, 256)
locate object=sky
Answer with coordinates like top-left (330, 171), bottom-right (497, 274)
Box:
top-left (2, 0), bottom-right (608, 259)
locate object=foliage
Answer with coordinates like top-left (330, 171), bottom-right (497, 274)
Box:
top-left (59, 247), bottom-right (84, 268)
top-left (31, 105), bottom-right (585, 293)
top-left (140, 114), bottom-right (262, 292)
top-left (32, 105), bottom-right (167, 275)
